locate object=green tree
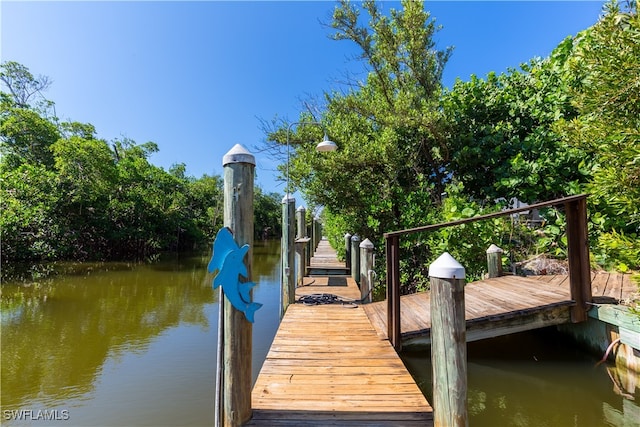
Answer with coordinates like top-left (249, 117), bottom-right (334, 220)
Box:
top-left (263, 0), bottom-right (453, 292)
top-left (0, 106), bottom-right (59, 169)
top-left (269, 0), bottom-right (451, 236)
top-left (0, 63), bottom-right (240, 271)
top-left (186, 173), bottom-right (224, 244)
top-left (442, 50), bottom-right (592, 203)
top-left (0, 163), bottom-right (61, 264)
top-left (254, 189), bottom-right (282, 240)
top-left (0, 61), bottom-right (52, 109)
top-left (558, 0), bottom-right (640, 270)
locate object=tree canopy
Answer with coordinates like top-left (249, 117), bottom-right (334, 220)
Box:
top-left (264, 0), bottom-right (639, 292)
top-left (1, 61), bottom-right (283, 279)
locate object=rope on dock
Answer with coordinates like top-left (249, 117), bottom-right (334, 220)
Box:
top-left (297, 293), bottom-right (358, 308)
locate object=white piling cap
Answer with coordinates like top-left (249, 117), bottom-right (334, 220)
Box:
top-left (281, 193), bottom-right (295, 203)
top-left (359, 238), bottom-right (374, 249)
top-left (428, 252), bottom-right (465, 279)
top-left (296, 205), bottom-right (306, 212)
top-left (223, 144), bottom-right (255, 166)
top-left (486, 244), bottom-right (504, 254)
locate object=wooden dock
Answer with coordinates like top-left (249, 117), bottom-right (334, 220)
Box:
top-left (249, 236), bottom-right (636, 424)
top-left (307, 238), bottom-right (350, 276)
top-left (249, 240), bottom-right (433, 426)
top-left (362, 271), bottom-right (636, 347)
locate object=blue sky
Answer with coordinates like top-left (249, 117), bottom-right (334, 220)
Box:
top-left (1, 1), bottom-right (605, 195)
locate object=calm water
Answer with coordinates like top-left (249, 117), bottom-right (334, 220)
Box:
top-left (402, 330), bottom-right (640, 426)
top-left (2, 240), bottom-right (638, 426)
top-left (1, 240), bottom-right (281, 426)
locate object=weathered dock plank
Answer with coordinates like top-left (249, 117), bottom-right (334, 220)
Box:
top-left (362, 273), bottom-right (634, 347)
top-left (363, 275), bottom-right (577, 346)
top-left (249, 304), bottom-right (433, 425)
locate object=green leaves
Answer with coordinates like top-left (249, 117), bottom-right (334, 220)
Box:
top-left (268, 0), bottom-right (640, 292)
top-left (0, 62), bottom-right (241, 272)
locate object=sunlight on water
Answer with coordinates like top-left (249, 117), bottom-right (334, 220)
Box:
top-left (1, 241), bottom-right (280, 426)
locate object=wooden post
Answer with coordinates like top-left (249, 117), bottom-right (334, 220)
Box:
top-left (310, 218), bottom-right (317, 254)
top-left (359, 238), bottom-right (374, 303)
top-left (281, 194), bottom-right (295, 318)
top-left (314, 220), bottom-right (322, 249)
top-left (306, 214), bottom-right (312, 267)
top-left (295, 239), bottom-right (309, 287)
top-left (296, 206), bottom-right (306, 239)
top-left (565, 197), bottom-right (592, 322)
top-left (385, 235), bottom-right (401, 351)
top-left (295, 206), bottom-right (306, 283)
top-left (486, 244), bottom-right (504, 278)
top-left (221, 144), bottom-right (255, 426)
top-left (350, 234), bottom-right (361, 284)
top-left (344, 233), bottom-right (352, 274)
top-left (429, 252), bottom-right (468, 427)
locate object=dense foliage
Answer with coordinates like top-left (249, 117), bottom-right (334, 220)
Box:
top-left (265, 0), bottom-right (639, 294)
top-left (1, 62), bottom-right (282, 279)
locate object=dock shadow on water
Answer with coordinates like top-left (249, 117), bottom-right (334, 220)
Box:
top-left (0, 240), bottom-right (281, 426)
top-left (401, 327), bottom-right (640, 427)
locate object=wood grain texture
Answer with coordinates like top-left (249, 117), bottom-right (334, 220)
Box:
top-left (249, 304), bottom-right (433, 425)
top-left (363, 273), bottom-right (633, 347)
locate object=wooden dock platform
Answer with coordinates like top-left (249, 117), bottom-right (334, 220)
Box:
top-left (249, 240), bottom-right (433, 426)
top-left (249, 235), bottom-right (636, 424)
top-left (362, 271), bottom-right (636, 347)
top-left (307, 238), bottom-right (350, 276)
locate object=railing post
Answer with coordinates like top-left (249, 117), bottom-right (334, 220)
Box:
top-left (486, 244), bottom-right (504, 278)
top-left (221, 144), bottom-right (255, 426)
top-left (350, 234), bottom-right (361, 285)
top-left (281, 194), bottom-right (295, 318)
top-left (429, 252), bottom-right (467, 427)
top-left (385, 235), bottom-right (401, 351)
top-left (565, 197), bottom-right (592, 322)
top-left (359, 238), bottom-right (375, 303)
top-left (344, 232), bottom-right (352, 275)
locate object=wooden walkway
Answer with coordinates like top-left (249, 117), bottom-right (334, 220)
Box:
top-left (249, 238), bottom-right (636, 423)
top-left (306, 238), bottom-right (350, 276)
top-left (249, 240), bottom-right (433, 426)
top-left (362, 272), bottom-right (636, 347)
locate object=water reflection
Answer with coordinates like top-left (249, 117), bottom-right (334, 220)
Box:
top-left (1, 240), bottom-right (282, 426)
top-left (1, 255), bottom-right (215, 409)
top-left (7, 242), bottom-right (637, 426)
top-left (401, 328), bottom-right (640, 427)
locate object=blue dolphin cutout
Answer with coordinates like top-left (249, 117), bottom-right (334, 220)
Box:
top-left (208, 227), bottom-right (238, 275)
top-left (208, 228), bottom-right (262, 323)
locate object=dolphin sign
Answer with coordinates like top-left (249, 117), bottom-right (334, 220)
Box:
top-left (208, 227), bottom-right (262, 323)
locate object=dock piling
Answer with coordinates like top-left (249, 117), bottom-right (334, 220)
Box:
top-left (220, 144), bottom-right (255, 426)
top-left (486, 244), bottom-right (504, 278)
top-left (281, 194), bottom-right (295, 318)
top-left (359, 238), bottom-right (375, 303)
top-left (429, 252), bottom-right (468, 427)
top-left (344, 232), bottom-right (352, 274)
top-left (350, 234), bottom-right (361, 285)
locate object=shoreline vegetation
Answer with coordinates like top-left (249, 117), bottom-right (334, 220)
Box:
top-left (2, 1), bottom-right (638, 296)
